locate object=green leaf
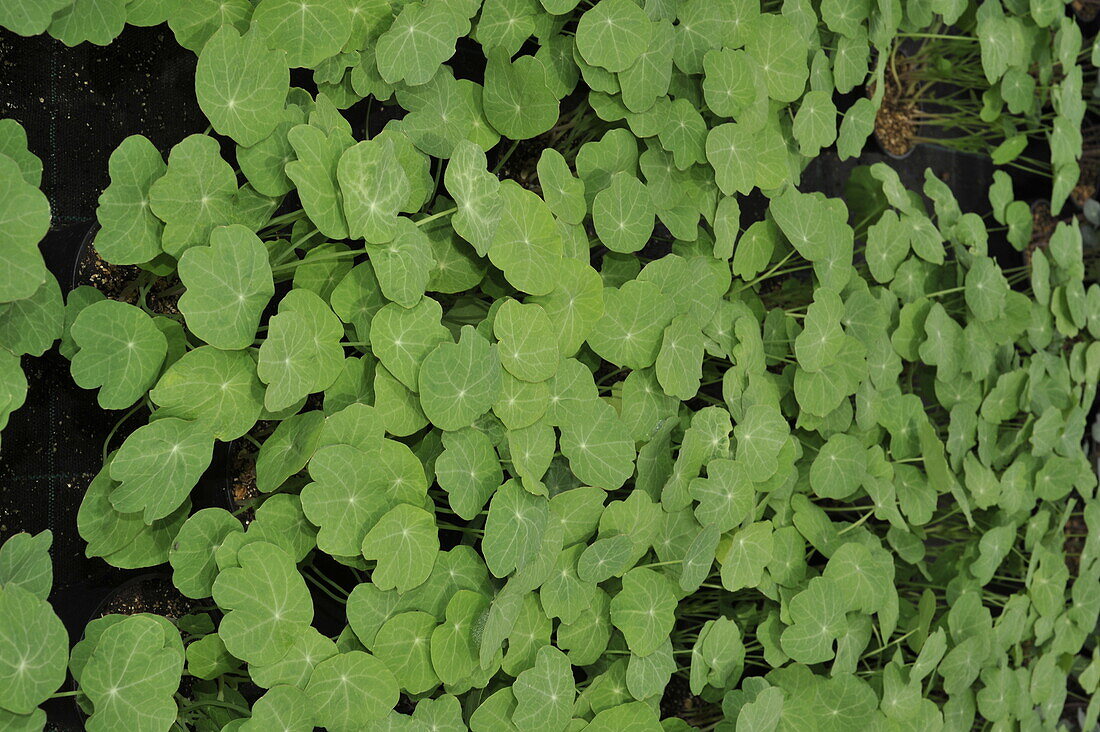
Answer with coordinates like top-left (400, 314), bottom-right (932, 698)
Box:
top-left (373, 611), bottom-right (440, 695)
top-left (196, 26), bottom-right (289, 147)
top-left (108, 417), bottom-right (213, 522)
top-left (792, 90), bottom-right (838, 156)
top-left (494, 300), bottom-right (559, 383)
top-left (368, 217), bottom-right (434, 307)
top-left (419, 326), bottom-right (501, 431)
top-left (483, 480), bottom-right (549, 578)
top-left (302, 441), bottom-right (425, 557)
top-left (446, 141), bottom-right (502, 256)
top-left (0, 277), bottom-right (63, 357)
top-left (823, 541), bottom-right (893, 613)
top-left (809, 433), bottom-right (866, 500)
top-left (719, 521), bottom-right (773, 592)
top-left (331, 262), bottom-right (386, 341)
top-left (513, 645), bottom-right (574, 732)
top-left (256, 410), bottom-right (325, 492)
top-left (587, 279), bottom-right (673, 369)
top-left (702, 48), bottom-right (759, 119)
top-left (178, 224), bottom-right (274, 349)
top-left (376, 2), bottom-right (469, 86)
top-left (369, 298), bottom-right (450, 392)
top-left (487, 181), bottom-right (563, 295)
top-left (94, 135), bottom-right (167, 265)
top-left (0, 0), bottom-right (70, 35)
top-left (575, 0), bottom-right (652, 73)
top-left (168, 508), bottom-right (243, 599)
top-left (306, 651), bottom-right (399, 729)
top-left (794, 288), bottom-right (845, 372)
top-left (48, 0), bottom-right (126, 46)
top-left (690, 459), bottom-right (753, 532)
top-left (558, 398), bottom-right (635, 490)
top-left (257, 289), bottom-right (345, 411)
top-left (0, 585), bottom-right (67, 714)
top-left (286, 123), bottom-right (354, 239)
top-left (593, 172), bottom-right (654, 254)
top-left (578, 534), bottom-right (635, 583)
top-left (528, 259), bottom-right (604, 357)
top-left (147, 134), bottom-right (241, 257)
top-left (483, 52), bottom-right (560, 140)
top-left (655, 314), bottom-right (703, 400)
top-left (0, 155), bottom-right (50, 303)
top-left (212, 541), bottom-right (314, 666)
top-left (338, 137), bottom-right (408, 245)
top-left (0, 531), bottom-right (52, 600)
top-left (239, 685), bottom-right (315, 732)
top-left (837, 97), bottom-right (876, 160)
top-left (430, 589), bottom-right (489, 685)
top-left (610, 567), bottom-right (675, 657)
top-left (436, 428), bottom-right (502, 520)
top-left (734, 404), bottom-right (789, 480)
top-left (251, 0), bottom-right (351, 68)
top-left (744, 14), bottom-right (806, 102)
top-left (150, 347), bottom-right (264, 440)
top-left (779, 576), bottom-right (846, 663)
top-left (250, 626), bottom-right (337, 690)
top-left (965, 256), bottom-right (1009, 322)
top-left (361, 504), bottom-right (439, 592)
top-left (69, 299), bottom-right (166, 409)
top-left (79, 615), bottom-right (181, 731)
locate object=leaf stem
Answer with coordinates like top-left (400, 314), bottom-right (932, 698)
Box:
top-left (415, 207), bottom-right (459, 227)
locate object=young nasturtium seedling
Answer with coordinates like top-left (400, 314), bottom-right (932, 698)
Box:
top-left (1, 0), bottom-right (1098, 729)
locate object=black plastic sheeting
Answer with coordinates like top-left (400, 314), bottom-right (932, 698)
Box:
top-left (0, 21), bottom-right (1047, 730)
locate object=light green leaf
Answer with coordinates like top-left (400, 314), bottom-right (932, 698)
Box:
top-left (361, 504), bottom-right (439, 592)
top-left (94, 135), bottom-right (167, 265)
top-left (494, 300), bottom-right (558, 383)
top-left (575, 0), bottom-right (652, 73)
top-left (150, 347), bottom-right (264, 440)
top-left (419, 326), bottom-right (501, 431)
top-left (0, 585), bottom-right (67, 715)
top-left (257, 289), bottom-right (345, 411)
top-left (108, 417), bottom-right (213, 522)
top-left (252, 0), bottom-right (351, 68)
top-left (213, 541), bottom-right (314, 666)
top-left (196, 26), bottom-right (289, 147)
top-left (69, 300), bottom-right (166, 409)
top-left (488, 181), bottom-right (563, 295)
top-left (610, 567), bottom-right (675, 657)
top-left (512, 645), bottom-right (573, 732)
top-left (306, 651), bottom-right (398, 730)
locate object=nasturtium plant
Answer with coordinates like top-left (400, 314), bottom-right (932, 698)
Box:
top-left (2, 0), bottom-right (1099, 730)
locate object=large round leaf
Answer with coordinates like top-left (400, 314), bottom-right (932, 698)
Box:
top-left (418, 326), bottom-right (501, 431)
top-left (69, 299), bottom-right (167, 410)
top-left (93, 135), bottom-right (167, 265)
top-left (0, 585), bottom-right (67, 715)
top-left (196, 26), bottom-right (289, 147)
top-left (212, 541), bottom-right (314, 666)
top-left (257, 289), bottom-right (345, 412)
top-left (305, 651), bottom-right (398, 730)
top-left (108, 417), bottom-right (214, 523)
top-left (178, 224), bottom-right (275, 350)
top-left (150, 346), bottom-right (264, 440)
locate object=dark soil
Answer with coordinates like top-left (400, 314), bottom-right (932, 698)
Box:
top-left (1026, 201), bottom-right (1058, 265)
top-left (1073, 0), bottom-right (1099, 21)
top-left (74, 237), bottom-right (182, 315)
top-left (869, 58), bottom-right (918, 157)
top-left (97, 574), bottom-right (196, 620)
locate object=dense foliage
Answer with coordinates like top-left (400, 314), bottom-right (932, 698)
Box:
top-left (0, 0), bottom-right (1098, 730)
